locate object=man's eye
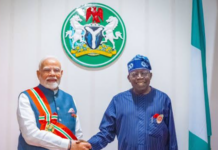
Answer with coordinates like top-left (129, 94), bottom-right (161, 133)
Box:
top-left (54, 69), bottom-right (60, 72)
top-left (142, 72), bottom-right (149, 75)
top-left (44, 69), bottom-right (51, 72)
top-left (131, 73), bottom-right (136, 76)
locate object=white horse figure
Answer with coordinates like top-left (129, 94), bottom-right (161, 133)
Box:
top-left (65, 15), bottom-right (86, 49)
top-left (101, 16), bottom-right (123, 49)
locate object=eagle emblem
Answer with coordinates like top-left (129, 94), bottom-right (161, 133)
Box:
top-left (86, 7), bottom-right (103, 23)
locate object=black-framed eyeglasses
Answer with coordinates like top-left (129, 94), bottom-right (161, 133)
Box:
top-left (129, 70), bottom-right (150, 78)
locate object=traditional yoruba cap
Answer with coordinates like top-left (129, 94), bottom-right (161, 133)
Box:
top-left (127, 54), bottom-right (152, 73)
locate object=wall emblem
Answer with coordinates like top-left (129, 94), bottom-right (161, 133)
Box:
top-left (61, 3), bottom-right (126, 68)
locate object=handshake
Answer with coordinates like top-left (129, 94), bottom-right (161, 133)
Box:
top-left (69, 139), bottom-right (92, 150)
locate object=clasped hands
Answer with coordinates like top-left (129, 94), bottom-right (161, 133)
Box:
top-left (70, 139), bottom-right (92, 150)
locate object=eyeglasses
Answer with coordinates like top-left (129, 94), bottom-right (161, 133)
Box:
top-left (129, 70), bottom-right (150, 78)
top-left (42, 67), bottom-right (61, 74)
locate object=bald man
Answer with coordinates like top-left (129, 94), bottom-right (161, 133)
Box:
top-left (17, 56), bottom-right (91, 150)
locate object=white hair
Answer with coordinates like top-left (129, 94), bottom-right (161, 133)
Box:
top-left (38, 55), bottom-right (61, 70)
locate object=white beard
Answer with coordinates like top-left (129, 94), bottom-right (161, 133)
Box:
top-left (44, 82), bottom-right (59, 90)
top-left (40, 77), bottom-right (60, 90)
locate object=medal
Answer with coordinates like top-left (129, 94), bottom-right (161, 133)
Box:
top-left (45, 123), bottom-right (55, 132)
top-left (157, 114), bottom-right (164, 124)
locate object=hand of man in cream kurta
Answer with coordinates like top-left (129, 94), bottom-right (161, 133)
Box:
top-left (70, 140), bottom-right (92, 150)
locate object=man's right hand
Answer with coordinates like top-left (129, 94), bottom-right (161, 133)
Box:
top-left (71, 140), bottom-right (92, 150)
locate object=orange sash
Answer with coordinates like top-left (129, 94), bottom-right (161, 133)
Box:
top-left (26, 87), bottom-right (77, 140)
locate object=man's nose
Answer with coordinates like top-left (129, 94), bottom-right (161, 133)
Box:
top-left (136, 73), bottom-right (143, 78)
top-left (49, 69), bottom-right (55, 76)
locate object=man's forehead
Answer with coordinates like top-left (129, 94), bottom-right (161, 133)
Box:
top-left (41, 58), bottom-right (61, 68)
top-left (130, 69), bottom-right (150, 73)
top-left (42, 66), bottom-right (60, 69)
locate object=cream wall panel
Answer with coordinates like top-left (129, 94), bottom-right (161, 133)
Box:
top-left (174, 0), bottom-right (191, 148)
top-left (0, 1), bottom-right (13, 149)
top-left (203, 0), bottom-right (218, 149)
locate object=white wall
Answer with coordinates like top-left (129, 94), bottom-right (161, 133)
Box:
top-left (0, 0), bottom-right (217, 149)
top-left (203, 0), bottom-right (218, 149)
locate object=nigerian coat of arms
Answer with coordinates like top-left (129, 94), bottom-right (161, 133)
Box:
top-left (61, 3), bottom-right (126, 68)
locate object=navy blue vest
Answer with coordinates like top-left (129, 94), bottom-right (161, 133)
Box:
top-left (18, 84), bottom-right (77, 150)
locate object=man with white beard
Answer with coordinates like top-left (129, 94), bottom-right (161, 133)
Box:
top-left (17, 56), bottom-right (91, 150)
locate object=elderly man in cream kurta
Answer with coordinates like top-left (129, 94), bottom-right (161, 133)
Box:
top-left (17, 56), bottom-right (91, 150)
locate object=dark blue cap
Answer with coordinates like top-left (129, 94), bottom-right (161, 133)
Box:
top-left (127, 54), bottom-right (152, 73)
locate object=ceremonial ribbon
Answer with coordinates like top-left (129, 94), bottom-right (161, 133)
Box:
top-left (26, 87), bottom-right (77, 140)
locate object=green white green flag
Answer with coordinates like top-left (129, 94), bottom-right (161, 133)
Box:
top-left (189, 0), bottom-right (212, 149)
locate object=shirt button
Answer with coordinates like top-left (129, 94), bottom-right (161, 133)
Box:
top-left (59, 118), bottom-right (62, 122)
top-left (57, 107), bottom-right (60, 110)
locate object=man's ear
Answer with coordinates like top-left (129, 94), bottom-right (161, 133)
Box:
top-left (61, 70), bottom-right (63, 76)
top-left (127, 74), bottom-right (131, 82)
top-left (150, 72), bottom-right (153, 79)
top-left (37, 70), bottom-right (40, 80)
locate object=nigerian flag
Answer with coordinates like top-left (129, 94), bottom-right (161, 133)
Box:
top-left (189, 0), bottom-right (212, 149)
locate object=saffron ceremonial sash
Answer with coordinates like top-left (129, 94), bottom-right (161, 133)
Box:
top-left (26, 87), bottom-right (77, 140)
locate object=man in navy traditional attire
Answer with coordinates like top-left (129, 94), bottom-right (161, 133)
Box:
top-left (17, 56), bottom-right (91, 150)
top-left (88, 54), bottom-right (178, 150)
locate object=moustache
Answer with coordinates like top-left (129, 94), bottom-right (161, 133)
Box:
top-left (46, 77), bottom-right (57, 81)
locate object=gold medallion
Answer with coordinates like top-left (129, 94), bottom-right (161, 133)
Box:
top-left (45, 123), bottom-right (55, 132)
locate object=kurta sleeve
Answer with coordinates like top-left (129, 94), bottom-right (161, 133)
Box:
top-left (167, 97), bottom-right (178, 150)
top-left (88, 98), bottom-right (116, 150)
